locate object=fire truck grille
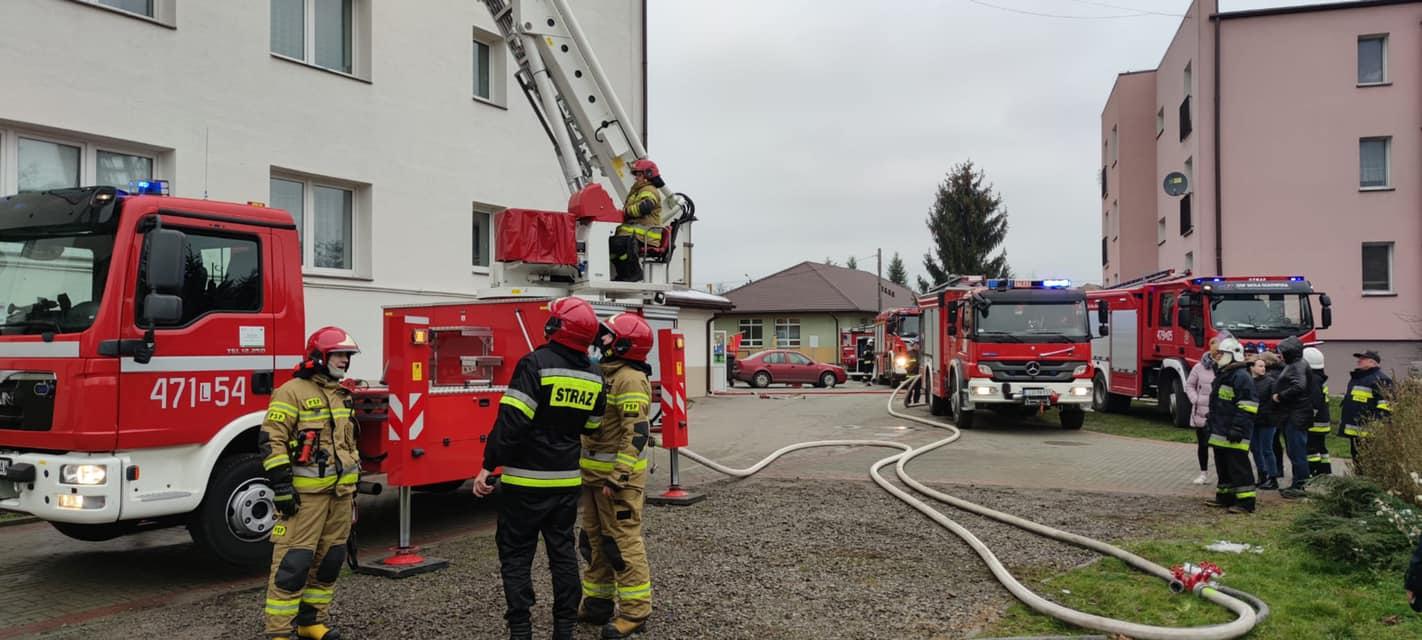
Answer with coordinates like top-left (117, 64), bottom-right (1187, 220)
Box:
top-left (987, 361), bottom-right (1084, 383)
top-left (0, 372), bottom-right (57, 431)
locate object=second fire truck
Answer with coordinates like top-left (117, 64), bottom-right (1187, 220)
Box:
top-left (873, 307), bottom-right (921, 386)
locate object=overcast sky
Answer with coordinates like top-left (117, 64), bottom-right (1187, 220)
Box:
top-left (645, 0), bottom-right (1339, 292)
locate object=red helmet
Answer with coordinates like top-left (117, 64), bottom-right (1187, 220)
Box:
top-left (596, 312), bottom-right (654, 362)
top-left (630, 158), bottom-right (660, 180)
top-left (303, 326), bottom-right (360, 377)
top-left (544, 297), bottom-right (599, 349)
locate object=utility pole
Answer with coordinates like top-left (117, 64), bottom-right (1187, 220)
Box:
top-left (876, 248), bottom-right (883, 314)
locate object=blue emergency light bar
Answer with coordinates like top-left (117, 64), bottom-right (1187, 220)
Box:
top-left (984, 278), bottom-right (1072, 290)
top-left (128, 180), bottom-right (169, 196)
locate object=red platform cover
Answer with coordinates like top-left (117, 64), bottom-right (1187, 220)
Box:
top-left (568, 183), bottom-right (622, 223)
top-left (495, 208), bottom-right (577, 265)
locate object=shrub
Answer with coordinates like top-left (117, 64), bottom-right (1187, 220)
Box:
top-left (1288, 476), bottom-right (1413, 572)
top-left (1357, 378), bottom-right (1422, 508)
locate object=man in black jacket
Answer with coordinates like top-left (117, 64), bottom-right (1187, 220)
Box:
top-left (475, 297), bottom-right (608, 640)
top-left (1272, 336), bottom-right (1313, 498)
top-left (1339, 350), bottom-right (1394, 474)
top-left (1205, 337), bottom-right (1261, 514)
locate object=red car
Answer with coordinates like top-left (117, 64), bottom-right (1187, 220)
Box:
top-left (732, 350), bottom-right (848, 389)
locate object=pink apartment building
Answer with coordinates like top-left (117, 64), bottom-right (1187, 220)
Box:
top-left (1101, 0), bottom-right (1421, 379)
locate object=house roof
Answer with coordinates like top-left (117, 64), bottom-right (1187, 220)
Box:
top-left (720, 261), bottom-right (918, 315)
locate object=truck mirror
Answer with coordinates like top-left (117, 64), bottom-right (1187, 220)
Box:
top-left (142, 293), bottom-right (183, 326)
top-left (1098, 324), bottom-right (1110, 337)
top-left (1319, 293), bottom-right (1333, 330)
top-left (144, 228), bottom-right (187, 294)
top-left (1096, 299), bottom-right (1108, 324)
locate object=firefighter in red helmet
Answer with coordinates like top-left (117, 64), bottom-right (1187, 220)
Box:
top-left (578, 312), bottom-right (655, 638)
top-left (259, 327), bottom-right (361, 640)
top-left (610, 158), bottom-right (664, 282)
top-left (475, 297), bottom-right (608, 640)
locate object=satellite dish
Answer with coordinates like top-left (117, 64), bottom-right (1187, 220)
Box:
top-left (1163, 171), bottom-right (1189, 197)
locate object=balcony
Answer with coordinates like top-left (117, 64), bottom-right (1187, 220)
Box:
top-left (1179, 95), bottom-right (1192, 140)
top-left (1179, 193), bottom-right (1193, 235)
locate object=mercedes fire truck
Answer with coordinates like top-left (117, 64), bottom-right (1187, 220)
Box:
top-left (872, 307), bottom-right (921, 386)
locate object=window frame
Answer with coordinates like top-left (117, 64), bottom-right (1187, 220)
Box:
top-left (1361, 242), bottom-right (1394, 295)
top-left (269, 170), bottom-right (367, 278)
top-left (774, 317), bottom-right (801, 348)
top-left (270, 0), bottom-right (370, 82)
top-left (472, 204), bottom-right (496, 273)
top-left (135, 225), bottom-right (265, 329)
top-left (68, 0), bottom-right (176, 28)
top-left (1157, 216), bottom-right (1167, 246)
top-left (738, 319), bottom-right (764, 348)
top-left (1357, 34), bottom-right (1389, 87)
top-left (471, 26), bottom-right (509, 108)
top-left (1359, 136), bottom-right (1392, 190)
top-left (0, 126), bottom-right (159, 195)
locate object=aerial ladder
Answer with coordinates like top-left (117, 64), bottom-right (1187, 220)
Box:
top-left (480, 0), bottom-right (696, 301)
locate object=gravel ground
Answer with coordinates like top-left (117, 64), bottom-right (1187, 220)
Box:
top-left (30, 479), bottom-right (1204, 640)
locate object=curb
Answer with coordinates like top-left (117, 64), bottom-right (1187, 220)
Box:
top-left (0, 514), bottom-right (39, 528)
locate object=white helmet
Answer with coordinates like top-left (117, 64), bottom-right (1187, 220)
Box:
top-left (1303, 347), bottom-right (1325, 370)
top-left (1216, 337), bottom-right (1245, 366)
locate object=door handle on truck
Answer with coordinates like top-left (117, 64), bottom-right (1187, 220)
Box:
top-left (252, 371), bottom-right (274, 395)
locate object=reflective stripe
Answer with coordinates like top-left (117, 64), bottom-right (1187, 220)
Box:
top-left (1217, 386), bottom-right (1236, 401)
top-left (503, 388), bottom-right (539, 413)
top-left (1235, 490), bottom-right (1257, 499)
top-left (502, 467), bottom-right (581, 488)
top-left (1216, 487), bottom-right (1234, 494)
top-left (292, 471), bottom-right (360, 489)
top-left (1350, 387), bottom-right (1374, 402)
top-left (299, 409), bottom-right (333, 421)
top-left (581, 458), bottom-right (616, 472)
top-left (1343, 426), bottom-right (1371, 437)
top-left (265, 597), bottom-right (300, 615)
top-left (583, 581), bottom-right (615, 598)
top-left (301, 587), bottom-right (334, 604)
top-left (268, 401), bottom-right (299, 418)
top-left (608, 392), bottom-right (651, 402)
top-left (263, 454), bottom-right (291, 470)
top-left (330, 408), bottom-right (353, 418)
top-left (1237, 400), bottom-right (1259, 415)
top-left (540, 368), bottom-right (603, 383)
top-left (585, 416), bottom-right (603, 430)
top-left (1377, 401), bottom-right (1392, 412)
top-left (618, 582), bottom-right (652, 600)
top-left (1307, 454), bottom-right (1323, 462)
top-left (500, 394), bottom-right (535, 419)
top-left (1309, 423), bottom-right (1331, 433)
top-left (617, 225), bottom-right (664, 242)
top-left (1208, 434), bottom-right (1251, 451)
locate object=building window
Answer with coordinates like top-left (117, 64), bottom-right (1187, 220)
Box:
top-left (1156, 107), bottom-right (1165, 137)
top-left (1360, 137), bottom-right (1391, 189)
top-left (1110, 126), bottom-right (1118, 166)
top-left (137, 231), bottom-right (264, 327)
top-left (17, 138), bottom-right (80, 193)
top-left (95, 0), bottom-right (152, 16)
top-left (270, 173), bottom-right (364, 274)
top-left (73, 0), bottom-right (175, 25)
top-left (1184, 251), bottom-right (1193, 273)
top-left (271, 0), bottom-right (361, 76)
top-left (96, 150), bottom-right (153, 190)
top-left (472, 209), bottom-right (492, 269)
top-left (1358, 35), bottom-right (1388, 85)
top-left (1179, 193), bottom-right (1193, 235)
top-left (1157, 217), bottom-right (1167, 245)
top-left (1362, 242), bottom-right (1393, 293)
top-left (738, 319), bottom-right (764, 348)
top-left (471, 27), bottom-right (507, 107)
top-left (1184, 157), bottom-right (1193, 188)
top-left (1101, 236), bottom-right (1108, 266)
top-left (1179, 95), bottom-right (1192, 140)
top-left (473, 40), bottom-right (492, 100)
top-left (1100, 165), bottom-right (1107, 198)
top-left (1184, 61), bottom-right (1192, 96)
top-left (774, 318), bottom-right (801, 348)
top-left (3, 128), bottom-right (157, 195)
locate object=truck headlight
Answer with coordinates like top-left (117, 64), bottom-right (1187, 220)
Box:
top-left (1070, 386), bottom-right (1091, 397)
top-left (977, 364), bottom-right (993, 377)
top-left (895, 356), bottom-right (908, 368)
top-left (1073, 365), bottom-right (1088, 376)
top-left (972, 385), bottom-right (995, 396)
top-left (57, 495), bottom-right (106, 510)
top-left (61, 464), bottom-right (107, 486)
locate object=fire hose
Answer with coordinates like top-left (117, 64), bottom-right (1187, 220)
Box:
top-left (677, 377), bottom-right (1269, 640)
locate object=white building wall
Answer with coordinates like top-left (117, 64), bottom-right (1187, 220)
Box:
top-left (0, 0), bottom-right (644, 379)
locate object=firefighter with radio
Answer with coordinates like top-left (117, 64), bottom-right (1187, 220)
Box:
top-left (1204, 337), bottom-right (1260, 514)
top-left (258, 327), bottom-right (362, 640)
top-left (610, 159), bottom-right (664, 282)
top-left (1339, 350), bottom-right (1394, 473)
top-left (473, 297), bottom-right (608, 640)
top-left (578, 312), bottom-right (656, 638)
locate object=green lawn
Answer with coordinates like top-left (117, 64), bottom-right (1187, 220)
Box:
top-left (1083, 398), bottom-right (1354, 459)
top-left (0, 509), bottom-right (27, 522)
top-left (978, 502), bottom-right (1416, 639)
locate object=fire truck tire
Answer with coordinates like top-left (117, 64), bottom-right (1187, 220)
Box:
top-left (414, 480), bottom-right (469, 493)
top-left (818, 372), bottom-right (838, 389)
top-left (1164, 375), bottom-right (1191, 428)
top-left (51, 521), bottom-right (135, 542)
top-left (948, 373), bottom-right (975, 429)
top-left (752, 371), bottom-right (772, 389)
top-left (1093, 373), bottom-right (1131, 413)
top-left (188, 453), bottom-right (275, 567)
top-left (1060, 408), bottom-right (1086, 430)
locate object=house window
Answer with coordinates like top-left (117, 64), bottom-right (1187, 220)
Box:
top-left (270, 173), bottom-right (363, 274)
top-left (472, 209), bottom-right (492, 268)
top-left (1156, 107), bottom-right (1165, 137)
top-left (96, 151), bottom-right (153, 190)
top-left (473, 40), bottom-right (492, 100)
top-left (95, 0), bottom-right (152, 16)
top-left (471, 27), bottom-right (507, 106)
top-left (1179, 194), bottom-right (1193, 235)
top-left (271, 0), bottom-right (361, 76)
top-left (1157, 217), bottom-right (1167, 245)
top-left (738, 319), bottom-right (764, 348)
top-left (1358, 35), bottom-right (1388, 85)
top-left (1110, 126), bottom-right (1118, 165)
top-left (1184, 251), bottom-right (1193, 273)
top-left (1184, 157), bottom-right (1193, 187)
top-left (136, 231), bottom-right (263, 327)
top-left (17, 138), bottom-right (80, 193)
top-left (1179, 95), bottom-right (1192, 140)
top-left (1184, 61), bottom-right (1192, 96)
top-left (774, 318), bottom-right (801, 348)
top-left (3, 128), bottom-right (157, 195)
top-left (1362, 242), bottom-right (1393, 293)
top-left (74, 0), bottom-right (175, 25)
top-left (1101, 236), bottom-right (1108, 266)
top-left (1360, 137), bottom-right (1391, 189)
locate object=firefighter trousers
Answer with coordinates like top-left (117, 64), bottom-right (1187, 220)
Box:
top-left (609, 235), bottom-right (644, 282)
top-left (264, 492), bottom-right (353, 637)
top-left (579, 485), bottom-right (652, 620)
top-left (1307, 429), bottom-right (1333, 475)
top-left (1211, 444), bottom-right (1256, 511)
top-left (496, 489), bottom-right (581, 625)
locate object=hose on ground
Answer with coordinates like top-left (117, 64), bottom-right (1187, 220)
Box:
top-left (678, 376), bottom-right (1268, 639)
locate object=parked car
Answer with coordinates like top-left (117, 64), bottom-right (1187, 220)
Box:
top-left (732, 349), bottom-right (848, 389)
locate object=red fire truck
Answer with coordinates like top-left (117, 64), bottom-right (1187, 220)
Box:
top-left (918, 277), bottom-right (1097, 429)
top-left (1086, 270), bottom-right (1332, 427)
top-left (872, 307), bottom-right (921, 386)
top-left (840, 325), bottom-right (874, 382)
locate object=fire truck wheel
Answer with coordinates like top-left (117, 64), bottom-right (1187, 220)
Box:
top-left (1164, 375), bottom-right (1191, 428)
top-left (51, 521), bottom-right (135, 542)
top-left (817, 372), bottom-right (837, 389)
top-left (752, 371), bottom-right (772, 389)
top-left (1060, 408), bottom-right (1086, 430)
top-left (189, 453), bottom-right (275, 567)
top-left (948, 373), bottom-right (975, 429)
top-left (930, 393), bottom-right (949, 416)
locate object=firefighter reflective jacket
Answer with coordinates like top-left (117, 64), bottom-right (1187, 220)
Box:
top-left (1339, 367), bottom-right (1394, 437)
top-left (581, 359), bottom-right (653, 490)
top-left (484, 341), bottom-right (607, 492)
top-left (616, 181), bottom-right (663, 247)
top-left (1308, 370), bottom-right (1331, 433)
top-left (1207, 363), bottom-right (1259, 449)
top-left (260, 375), bottom-right (360, 495)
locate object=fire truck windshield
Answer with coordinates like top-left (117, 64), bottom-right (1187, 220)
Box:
top-left (975, 302), bottom-right (1089, 343)
top-left (1208, 293), bottom-right (1312, 338)
top-left (894, 315), bottom-right (920, 339)
top-left (0, 233), bottom-right (115, 335)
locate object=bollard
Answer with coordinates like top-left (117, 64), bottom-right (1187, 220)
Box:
top-left (647, 328), bottom-right (705, 506)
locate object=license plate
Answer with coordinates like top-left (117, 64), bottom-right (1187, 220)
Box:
top-left (0, 458), bottom-right (9, 476)
top-left (1023, 388), bottom-right (1051, 398)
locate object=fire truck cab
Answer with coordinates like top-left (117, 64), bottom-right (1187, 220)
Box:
top-left (919, 277), bottom-right (1095, 429)
top-left (872, 307), bottom-right (921, 386)
top-left (1086, 270), bottom-right (1332, 426)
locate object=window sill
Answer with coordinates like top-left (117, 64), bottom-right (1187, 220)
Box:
top-left (1156, 130), bottom-right (1164, 140)
top-left (271, 54), bottom-right (372, 84)
top-left (471, 266), bottom-right (491, 275)
top-left (1181, 228), bottom-right (1195, 238)
top-left (472, 96), bottom-right (507, 110)
top-left (1361, 291), bottom-right (1397, 297)
top-left (1158, 240), bottom-right (1166, 246)
top-left (1357, 81), bottom-right (1391, 88)
top-left (303, 270), bottom-right (373, 282)
top-left (1359, 186), bottom-right (1395, 192)
top-left (67, 0), bottom-right (175, 28)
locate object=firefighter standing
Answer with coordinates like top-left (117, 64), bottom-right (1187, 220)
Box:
top-left (474, 297), bottom-right (607, 640)
top-left (1339, 350), bottom-right (1394, 474)
top-left (1302, 347), bottom-right (1333, 476)
top-left (610, 159), bottom-right (664, 282)
top-left (1204, 337), bottom-right (1260, 514)
top-left (260, 327), bottom-right (362, 640)
top-left (579, 312), bottom-right (656, 638)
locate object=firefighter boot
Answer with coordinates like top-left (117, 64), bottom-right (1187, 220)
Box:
top-left (579, 597), bottom-right (614, 625)
top-left (296, 624), bottom-right (342, 640)
top-left (508, 621), bottom-right (533, 640)
top-left (602, 617), bottom-right (647, 639)
top-left (552, 617), bottom-right (577, 640)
